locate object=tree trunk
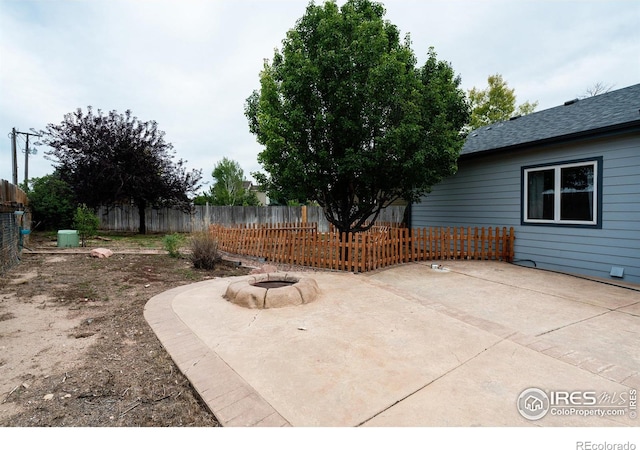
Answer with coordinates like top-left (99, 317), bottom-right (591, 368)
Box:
top-left (337, 225), bottom-right (350, 268)
top-left (138, 200), bottom-right (147, 234)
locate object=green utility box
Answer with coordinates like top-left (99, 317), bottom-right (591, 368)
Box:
top-left (57, 230), bottom-right (79, 248)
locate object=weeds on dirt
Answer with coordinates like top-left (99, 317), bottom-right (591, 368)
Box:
top-left (0, 233), bottom-right (251, 426)
top-left (162, 233), bottom-right (185, 258)
top-left (188, 232), bottom-right (222, 270)
top-left (91, 232), bottom-right (166, 249)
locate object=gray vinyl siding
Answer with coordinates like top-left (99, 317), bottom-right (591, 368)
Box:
top-left (412, 132), bottom-right (640, 284)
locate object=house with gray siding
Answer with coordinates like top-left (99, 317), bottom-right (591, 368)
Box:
top-left (412, 83), bottom-right (640, 284)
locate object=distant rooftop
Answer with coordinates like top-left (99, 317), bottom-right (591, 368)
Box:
top-left (461, 83), bottom-right (640, 157)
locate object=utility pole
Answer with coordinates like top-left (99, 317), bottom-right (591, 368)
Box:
top-left (24, 133), bottom-right (30, 186)
top-left (11, 128), bottom-right (17, 185)
top-left (11, 129), bottom-right (41, 187)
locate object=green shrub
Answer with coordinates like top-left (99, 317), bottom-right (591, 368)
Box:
top-left (73, 204), bottom-right (100, 247)
top-left (188, 232), bottom-right (221, 270)
top-left (28, 174), bottom-right (76, 230)
top-left (162, 233), bottom-right (185, 258)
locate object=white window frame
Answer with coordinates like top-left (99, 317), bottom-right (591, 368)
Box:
top-left (523, 159), bottom-right (599, 226)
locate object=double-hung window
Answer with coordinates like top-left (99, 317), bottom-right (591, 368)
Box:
top-left (522, 157), bottom-right (602, 227)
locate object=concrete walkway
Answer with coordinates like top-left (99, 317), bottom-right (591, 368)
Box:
top-left (144, 261), bottom-right (640, 427)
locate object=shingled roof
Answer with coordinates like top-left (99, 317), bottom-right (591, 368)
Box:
top-left (461, 83), bottom-right (640, 157)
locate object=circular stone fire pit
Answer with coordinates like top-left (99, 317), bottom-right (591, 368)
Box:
top-left (224, 273), bottom-right (320, 309)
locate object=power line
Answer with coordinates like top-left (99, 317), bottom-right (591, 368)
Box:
top-left (9, 128), bottom-right (41, 186)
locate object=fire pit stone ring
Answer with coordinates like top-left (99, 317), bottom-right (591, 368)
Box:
top-left (224, 273), bottom-right (319, 309)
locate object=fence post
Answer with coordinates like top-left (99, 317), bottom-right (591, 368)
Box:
top-left (480, 228), bottom-right (487, 260)
top-left (488, 227), bottom-right (494, 260)
top-left (472, 227), bottom-right (479, 260)
top-left (444, 227), bottom-right (450, 260)
top-left (402, 228), bottom-right (409, 263)
top-left (453, 227), bottom-right (458, 260)
top-left (360, 232), bottom-right (367, 272)
top-left (509, 227), bottom-right (515, 262)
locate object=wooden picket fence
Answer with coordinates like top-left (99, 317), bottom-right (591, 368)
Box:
top-left (210, 222), bottom-right (515, 273)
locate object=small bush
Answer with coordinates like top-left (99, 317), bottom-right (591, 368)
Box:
top-left (162, 233), bottom-right (184, 258)
top-left (73, 204), bottom-right (100, 247)
top-left (188, 232), bottom-right (222, 270)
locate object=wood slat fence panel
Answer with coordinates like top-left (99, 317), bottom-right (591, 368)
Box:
top-left (1, 179), bottom-right (28, 212)
top-left (1, 179), bottom-right (30, 275)
top-left (210, 224), bottom-right (515, 273)
top-left (97, 205), bottom-right (407, 233)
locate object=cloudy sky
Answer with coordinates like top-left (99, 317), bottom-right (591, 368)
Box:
top-left (1, 0), bottom-right (638, 191)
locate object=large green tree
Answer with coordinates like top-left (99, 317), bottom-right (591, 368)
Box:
top-left (246, 0), bottom-right (469, 234)
top-left (467, 74), bottom-right (538, 130)
top-left (42, 107), bottom-right (202, 233)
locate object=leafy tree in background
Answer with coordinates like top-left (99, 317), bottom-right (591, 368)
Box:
top-left (26, 172), bottom-right (76, 230)
top-left (245, 0), bottom-right (469, 235)
top-left (467, 74), bottom-right (538, 130)
top-left (212, 158), bottom-right (244, 205)
top-left (42, 107), bottom-right (202, 234)
top-left (195, 158), bottom-right (259, 206)
top-left (210, 158), bottom-right (258, 206)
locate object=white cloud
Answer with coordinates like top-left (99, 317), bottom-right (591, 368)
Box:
top-left (1, 0), bottom-right (638, 187)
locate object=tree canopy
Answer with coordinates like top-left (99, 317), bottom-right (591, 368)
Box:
top-left (42, 107), bottom-right (202, 233)
top-left (245, 0), bottom-right (469, 234)
top-left (26, 172), bottom-right (76, 230)
top-left (467, 74), bottom-right (538, 130)
top-left (194, 158), bottom-right (259, 206)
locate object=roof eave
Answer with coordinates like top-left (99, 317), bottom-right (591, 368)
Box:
top-left (460, 119), bottom-right (640, 161)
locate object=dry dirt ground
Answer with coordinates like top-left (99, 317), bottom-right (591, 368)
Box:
top-left (0, 232), bottom-right (253, 427)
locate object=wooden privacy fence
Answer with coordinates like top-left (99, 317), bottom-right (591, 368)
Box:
top-left (1, 179), bottom-right (30, 275)
top-left (97, 204), bottom-right (407, 233)
top-left (1, 179), bottom-right (28, 212)
top-left (210, 223), bottom-right (515, 273)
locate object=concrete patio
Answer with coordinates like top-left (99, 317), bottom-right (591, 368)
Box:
top-left (144, 261), bottom-right (640, 427)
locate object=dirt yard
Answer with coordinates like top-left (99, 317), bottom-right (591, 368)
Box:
top-left (0, 232), bottom-right (253, 426)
